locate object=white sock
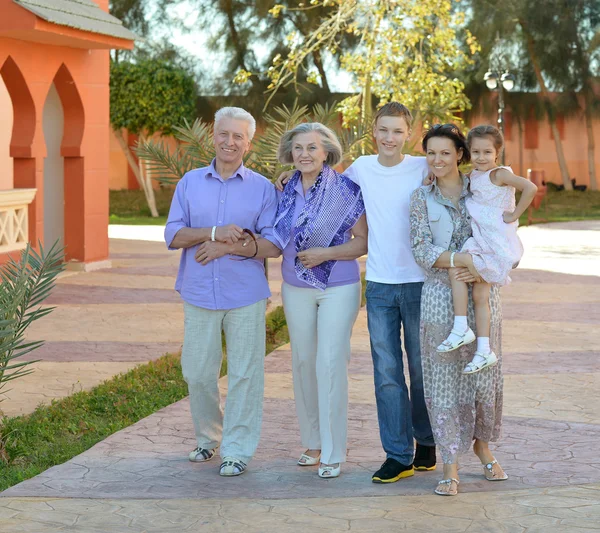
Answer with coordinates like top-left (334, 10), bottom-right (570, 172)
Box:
top-left (477, 337), bottom-right (490, 354)
top-left (453, 316), bottom-right (468, 333)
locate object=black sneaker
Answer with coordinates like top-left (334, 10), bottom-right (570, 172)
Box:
top-left (414, 443), bottom-right (437, 471)
top-left (372, 458), bottom-right (414, 483)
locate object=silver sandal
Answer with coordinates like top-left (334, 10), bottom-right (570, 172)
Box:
top-left (483, 459), bottom-right (508, 481)
top-left (434, 477), bottom-right (460, 496)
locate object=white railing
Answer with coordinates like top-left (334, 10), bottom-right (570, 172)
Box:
top-left (0, 188), bottom-right (37, 254)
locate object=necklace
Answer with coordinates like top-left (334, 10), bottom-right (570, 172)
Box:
top-left (437, 183), bottom-right (463, 200)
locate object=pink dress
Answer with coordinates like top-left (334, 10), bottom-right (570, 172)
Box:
top-left (462, 166), bottom-right (524, 286)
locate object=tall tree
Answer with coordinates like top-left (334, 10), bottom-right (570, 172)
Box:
top-left (263, 0), bottom-right (478, 128)
top-left (466, 0), bottom-right (592, 191)
top-left (533, 0), bottom-right (600, 190)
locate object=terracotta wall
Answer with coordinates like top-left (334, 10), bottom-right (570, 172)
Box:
top-left (110, 129), bottom-right (177, 190)
top-left (468, 98), bottom-right (599, 188)
top-left (0, 75), bottom-right (12, 189)
top-left (0, 36), bottom-right (110, 263)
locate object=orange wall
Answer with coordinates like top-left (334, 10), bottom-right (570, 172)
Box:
top-left (469, 99), bottom-right (598, 188)
top-left (1, 36), bottom-right (110, 262)
top-left (110, 129), bottom-right (177, 190)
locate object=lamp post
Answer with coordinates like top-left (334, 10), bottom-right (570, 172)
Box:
top-left (484, 70), bottom-right (515, 164)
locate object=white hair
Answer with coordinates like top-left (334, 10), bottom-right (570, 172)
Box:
top-left (278, 122), bottom-right (343, 167)
top-left (214, 107), bottom-right (256, 140)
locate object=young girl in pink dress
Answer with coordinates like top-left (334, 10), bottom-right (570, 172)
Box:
top-left (437, 125), bottom-right (538, 373)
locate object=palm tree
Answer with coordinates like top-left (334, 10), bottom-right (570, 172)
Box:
top-left (136, 102), bottom-right (370, 184)
top-left (0, 243), bottom-right (64, 399)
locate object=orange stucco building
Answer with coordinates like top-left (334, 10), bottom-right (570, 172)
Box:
top-left (0, 0), bottom-right (135, 267)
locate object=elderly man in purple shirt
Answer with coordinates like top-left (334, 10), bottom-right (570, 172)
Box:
top-left (165, 107), bottom-right (280, 477)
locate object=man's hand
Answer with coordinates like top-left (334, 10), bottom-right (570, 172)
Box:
top-left (502, 211), bottom-right (517, 224)
top-left (195, 241), bottom-right (231, 265)
top-left (453, 266), bottom-right (482, 283)
top-left (215, 224), bottom-right (243, 245)
top-left (275, 170), bottom-right (294, 192)
top-left (297, 247), bottom-right (328, 269)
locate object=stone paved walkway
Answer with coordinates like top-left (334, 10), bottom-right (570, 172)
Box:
top-left (1, 221), bottom-right (600, 532)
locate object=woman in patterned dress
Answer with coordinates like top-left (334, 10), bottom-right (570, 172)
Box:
top-left (409, 124), bottom-right (507, 496)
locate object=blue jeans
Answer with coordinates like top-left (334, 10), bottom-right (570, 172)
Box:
top-left (366, 281), bottom-right (434, 465)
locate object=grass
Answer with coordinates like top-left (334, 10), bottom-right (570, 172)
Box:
top-left (111, 188), bottom-right (600, 228)
top-left (109, 189), bottom-right (174, 224)
top-left (518, 188), bottom-right (600, 226)
top-left (0, 306), bottom-right (289, 492)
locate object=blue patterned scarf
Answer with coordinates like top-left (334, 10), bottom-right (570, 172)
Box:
top-left (273, 164), bottom-right (365, 290)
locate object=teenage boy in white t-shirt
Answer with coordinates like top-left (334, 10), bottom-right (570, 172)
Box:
top-left (275, 103), bottom-right (435, 482)
top-left (344, 103), bottom-right (435, 483)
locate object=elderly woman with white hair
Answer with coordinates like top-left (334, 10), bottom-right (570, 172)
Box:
top-left (272, 122), bottom-right (368, 478)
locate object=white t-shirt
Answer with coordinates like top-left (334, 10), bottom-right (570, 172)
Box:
top-left (345, 154), bottom-right (429, 284)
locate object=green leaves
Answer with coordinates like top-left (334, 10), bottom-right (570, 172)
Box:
top-left (138, 101), bottom-right (369, 184)
top-left (110, 59), bottom-right (198, 136)
top-left (0, 242), bottom-right (65, 398)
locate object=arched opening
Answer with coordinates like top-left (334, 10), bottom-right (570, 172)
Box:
top-left (50, 64), bottom-right (85, 260)
top-left (0, 57), bottom-right (37, 253)
top-left (0, 74), bottom-right (12, 190)
top-left (42, 83), bottom-right (65, 248)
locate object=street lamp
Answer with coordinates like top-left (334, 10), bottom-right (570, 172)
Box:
top-left (484, 70), bottom-right (516, 164)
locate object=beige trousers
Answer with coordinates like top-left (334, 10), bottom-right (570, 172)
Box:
top-left (282, 281), bottom-right (361, 464)
top-left (181, 299), bottom-right (266, 464)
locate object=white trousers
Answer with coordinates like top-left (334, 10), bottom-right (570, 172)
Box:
top-left (181, 299), bottom-right (266, 464)
top-left (282, 281), bottom-right (361, 464)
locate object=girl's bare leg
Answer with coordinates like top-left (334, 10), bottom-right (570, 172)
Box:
top-left (449, 267), bottom-right (468, 317)
top-left (472, 282), bottom-right (491, 340)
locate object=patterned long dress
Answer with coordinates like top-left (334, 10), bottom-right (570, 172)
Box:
top-left (409, 181), bottom-right (503, 465)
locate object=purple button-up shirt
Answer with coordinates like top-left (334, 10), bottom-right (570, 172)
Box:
top-left (165, 161), bottom-right (278, 310)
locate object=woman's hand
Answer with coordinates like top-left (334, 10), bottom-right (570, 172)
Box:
top-left (453, 267), bottom-right (482, 283)
top-left (297, 247), bottom-right (328, 269)
top-left (195, 241), bottom-right (231, 265)
top-left (275, 170), bottom-right (294, 192)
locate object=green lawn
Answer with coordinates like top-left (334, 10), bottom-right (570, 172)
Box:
top-left (0, 306), bottom-right (289, 492)
top-left (519, 188), bottom-right (600, 225)
top-left (109, 189), bottom-right (174, 224)
top-left (110, 188), bottom-right (600, 227)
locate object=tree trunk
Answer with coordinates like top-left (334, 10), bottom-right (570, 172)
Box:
top-left (312, 48), bottom-right (331, 95)
top-left (522, 22), bottom-right (573, 190)
top-left (138, 133), bottom-right (159, 218)
top-left (113, 128), bottom-right (159, 217)
top-left (584, 88), bottom-right (598, 191)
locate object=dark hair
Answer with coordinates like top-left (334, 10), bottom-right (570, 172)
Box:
top-left (422, 124), bottom-right (470, 165)
top-left (373, 102), bottom-right (413, 129)
top-left (467, 125), bottom-right (504, 155)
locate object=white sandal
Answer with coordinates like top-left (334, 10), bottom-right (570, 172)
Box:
top-left (483, 459), bottom-right (508, 481)
top-left (463, 351), bottom-right (498, 374)
top-left (434, 478), bottom-right (459, 496)
top-left (318, 463), bottom-right (341, 478)
top-left (437, 328), bottom-right (475, 353)
top-left (298, 451), bottom-right (321, 466)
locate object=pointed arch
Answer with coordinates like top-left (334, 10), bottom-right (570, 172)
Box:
top-left (0, 56), bottom-right (35, 158)
top-left (52, 63), bottom-right (84, 157)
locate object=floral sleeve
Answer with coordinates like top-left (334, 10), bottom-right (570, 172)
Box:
top-left (409, 187), bottom-right (447, 271)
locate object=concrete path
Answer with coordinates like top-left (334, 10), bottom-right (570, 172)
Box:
top-left (1, 221), bottom-right (600, 531)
